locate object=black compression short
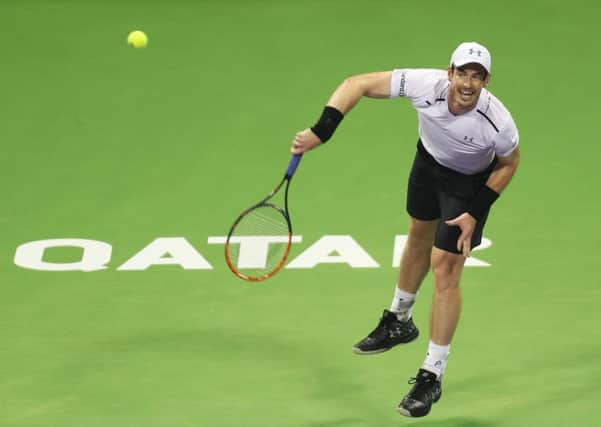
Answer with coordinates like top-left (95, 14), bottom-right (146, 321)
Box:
top-left (406, 140), bottom-right (496, 254)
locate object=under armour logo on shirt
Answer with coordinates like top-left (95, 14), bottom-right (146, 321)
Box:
top-left (464, 136), bottom-right (474, 142)
top-left (468, 48), bottom-right (482, 56)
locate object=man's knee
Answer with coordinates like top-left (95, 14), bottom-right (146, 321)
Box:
top-left (431, 248), bottom-right (465, 292)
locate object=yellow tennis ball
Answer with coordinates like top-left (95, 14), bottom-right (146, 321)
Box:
top-left (127, 30), bottom-right (148, 48)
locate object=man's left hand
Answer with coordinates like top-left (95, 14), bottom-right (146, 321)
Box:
top-left (445, 213), bottom-right (477, 257)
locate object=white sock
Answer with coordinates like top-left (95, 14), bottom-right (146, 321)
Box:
top-left (421, 341), bottom-right (450, 379)
top-left (389, 287), bottom-right (416, 321)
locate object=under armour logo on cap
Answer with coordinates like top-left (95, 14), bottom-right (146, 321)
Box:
top-left (451, 42), bottom-right (492, 74)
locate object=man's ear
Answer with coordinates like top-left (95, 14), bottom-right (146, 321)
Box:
top-left (447, 66), bottom-right (454, 81)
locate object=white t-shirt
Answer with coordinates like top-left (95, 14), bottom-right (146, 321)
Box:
top-left (390, 69), bottom-right (519, 174)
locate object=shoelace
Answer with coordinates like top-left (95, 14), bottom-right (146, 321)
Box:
top-left (369, 315), bottom-right (411, 339)
top-left (408, 375), bottom-right (435, 386)
top-left (368, 314), bottom-right (395, 338)
top-left (405, 374), bottom-right (438, 402)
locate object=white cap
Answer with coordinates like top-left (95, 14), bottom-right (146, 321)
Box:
top-left (450, 42), bottom-right (492, 74)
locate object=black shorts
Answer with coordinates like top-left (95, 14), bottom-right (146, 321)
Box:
top-left (407, 140), bottom-right (496, 254)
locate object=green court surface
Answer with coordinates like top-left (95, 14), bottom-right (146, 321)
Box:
top-left (1, 0), bottom-right (600, 426)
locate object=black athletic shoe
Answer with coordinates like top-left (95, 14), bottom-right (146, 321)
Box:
top-left (397, 369), bottom-right (442, 418)
top-left (352, 309), bottom-right (419, 355)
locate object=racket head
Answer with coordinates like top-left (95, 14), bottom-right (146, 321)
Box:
top-left (225, 202), bottom-right (293, 281)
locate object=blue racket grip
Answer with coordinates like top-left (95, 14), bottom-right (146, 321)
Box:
top-left (285, 154), bottom-right (303, 178)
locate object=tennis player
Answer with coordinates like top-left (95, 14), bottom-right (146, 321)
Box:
top-left (290, 42), bottom-right (520, 417)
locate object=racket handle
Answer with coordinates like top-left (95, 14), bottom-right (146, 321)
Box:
top-left (285, 154), bottom-right (303, 178)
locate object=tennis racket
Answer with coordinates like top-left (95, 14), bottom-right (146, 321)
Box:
top-left (225, 154), bottom-right (303, 281)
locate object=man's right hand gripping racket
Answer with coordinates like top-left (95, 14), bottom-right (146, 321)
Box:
top-left (225, 154), bottom-right (302, 281)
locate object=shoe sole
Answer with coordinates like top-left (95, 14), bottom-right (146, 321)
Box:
top-left (351, 331), bottom-right (419, 355)
top-left (352, 346), bottom-right (392, 355)
top-left (396, 405), bottom-right (430, 418)
top-left (396, 386), bottom-right (441, 418)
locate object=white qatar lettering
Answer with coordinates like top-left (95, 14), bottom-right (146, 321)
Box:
top-left (14, 239), bottom-right (112, 272)
top-left (286, 235), bottom-right (380, 269)
top-left (117, 237), bottom-right (212, 271)
top-left (208, 235), bottom-right (302, 269)
top-left (11, 235), bottom-right (492, 272)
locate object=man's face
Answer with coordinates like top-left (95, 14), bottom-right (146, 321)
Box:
top-left (447, 64), bottom-right (491, 113)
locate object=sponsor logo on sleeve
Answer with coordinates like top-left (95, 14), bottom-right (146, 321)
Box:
top-left (399, 72), bottom-right (407, 97)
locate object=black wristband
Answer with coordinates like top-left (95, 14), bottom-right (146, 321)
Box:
top-left (310, 106), bottom-right (344, 143)
top-left (468, 185), bottom-right (500, 222)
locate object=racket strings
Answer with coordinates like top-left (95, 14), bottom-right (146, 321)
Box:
top-left (241, 208), bottom-right (288, 231)
top-left (227, 205), bottom-right (291, 278)
top-left (235, 207), bottom-right (289, 236)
